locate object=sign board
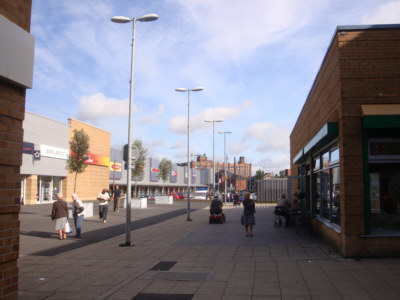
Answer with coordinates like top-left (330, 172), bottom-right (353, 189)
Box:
top-left (40, 144), bottom-right (69, 160)
top-left (121, 144), bottom-right (141, 162)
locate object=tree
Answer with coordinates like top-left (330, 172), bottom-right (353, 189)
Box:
top-left (132, 139), bottom-right (147, 197)
top-left (255, 169), bottom-right (264, 180)
top-left (159, 158), bottom-right (172, 195)
top-left (67, 129), bottom-right (90, 193)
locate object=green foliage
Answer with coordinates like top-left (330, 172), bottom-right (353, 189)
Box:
top-left (67, 129), bottom-right (90, 192)
top-left (132, 139), bottom-right (147, 180)
top-left (255, 169), bottom-right (264, 180)
top-left (159, 158), bottom-right (172, 183)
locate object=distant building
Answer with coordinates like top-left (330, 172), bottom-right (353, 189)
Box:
top-left (191, 155), bottom-right (252, 191)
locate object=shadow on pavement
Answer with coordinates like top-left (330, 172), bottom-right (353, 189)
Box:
top-left (30, 208), bottom-right (189, 256)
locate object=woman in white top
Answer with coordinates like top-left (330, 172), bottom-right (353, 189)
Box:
top-left (72, 193), bottom-right (84, 239)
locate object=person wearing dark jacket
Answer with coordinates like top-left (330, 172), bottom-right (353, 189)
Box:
top-left (51, 193), bottom-right (69, 240)
top-left (242, 192), bottom-right (256, 237)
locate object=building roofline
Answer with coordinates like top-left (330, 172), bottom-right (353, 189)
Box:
top-left (68, 118), bottom-right (111, 134)
top-left (337, 24), bottom-right (400, 31)
top-left (25, 111), bottom-right (69, 127)
top-left (290, 23), bottom-right (400, 139)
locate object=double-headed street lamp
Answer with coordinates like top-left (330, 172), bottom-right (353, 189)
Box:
top-left (204, 119), bottom-right (223, 197)
top-left (111, 13), bottom-right (158, 246)
top-left (218, 131), bottom-right (232, 202)
top-left (175, 87), bottom-right (204, 221)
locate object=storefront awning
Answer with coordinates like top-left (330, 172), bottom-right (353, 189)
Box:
top-left (293, 122), bottom-right (338, 164)
top-left (362, 105), bottom-right (400, 129)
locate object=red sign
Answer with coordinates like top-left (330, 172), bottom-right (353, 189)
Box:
top-left (152, 168), bottom-right (160, 173)
top-left (171, 171), bottom-right (177, 176)
top-left (111, 163), bottom-right (121, 171)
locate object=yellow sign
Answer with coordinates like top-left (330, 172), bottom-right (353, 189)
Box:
top-left (109, 162), bottom-right (122, 172)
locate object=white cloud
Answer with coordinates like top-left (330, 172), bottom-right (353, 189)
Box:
top-left (76, 93), bottom-right (133, 123)
top-left (362, 0), bottom-right (400, 24)
top-left (244, 122), bottom-right (290, 152)
top-left (171, 140), bottom-right (184, 149)
top-left (139, 104), bottom-right (165, 125)
top-left (229, 140), bottom-right (252, 155)
top-left (151, 139), bottom-right (164, 147)
top-left (168, 100), bottom-right (254, 134)
top-left (172, 0), bottom-right (313, 61)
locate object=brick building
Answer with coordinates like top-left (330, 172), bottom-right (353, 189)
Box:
top-left (290, 24), bottom-right (400, 257)
top-left (66, 119), bottom-right (111, 200)
top-left (191, 155), bottom-right (252, 192)
top-left (0, 0), bottom-right (34, 298)
top-left (21, 114), bottom-right (111, 204)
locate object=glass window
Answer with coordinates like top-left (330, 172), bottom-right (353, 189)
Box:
top-left (369, 163), bottom-right (400, 234)
top-left (321, 169), bottom-right (330, 219)
top-left (52, 177), bottom-right (61, 200)
top-left (312, 143), bottom-right (341, 226)
top-left (330, 148), bottom-right (340, 165)
top-left (322, 151), bottom-right (330, 169)
top-left (331, 167), bottom-right (340, 225)
top-left (314, 173), bottom-right (321, 215)
top-left (313, 157), bottom-right (321, 171)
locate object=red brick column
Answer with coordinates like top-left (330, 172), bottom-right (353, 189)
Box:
top-left (0, 1), bottom-right (32, 298)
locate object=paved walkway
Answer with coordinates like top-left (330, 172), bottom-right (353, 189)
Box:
top-left (18, 201), bottom-right (400, 299)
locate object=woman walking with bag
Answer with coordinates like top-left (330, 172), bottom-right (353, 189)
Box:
top-left (72, 193), bottom-right (84, 239)
top-left (242, 192), bottom-right (256, 237)
top-left (51, 193), bottom-right (69, 240)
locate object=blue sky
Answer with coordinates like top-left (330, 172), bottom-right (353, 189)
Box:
top-left (27, 0), bottom-right (400, 174)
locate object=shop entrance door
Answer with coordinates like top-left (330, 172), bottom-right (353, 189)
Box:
top-left (39, 176), bottom-right (52, 203)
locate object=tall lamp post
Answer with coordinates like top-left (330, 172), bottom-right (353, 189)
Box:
top-left (218, 131), bottom-right (232, 202)
top-left (111, 13), bottom-right (158, 246)
top-left (175, 87), bottom-right (204, 221)
top-left (204, 119), bottom-right (223, 197)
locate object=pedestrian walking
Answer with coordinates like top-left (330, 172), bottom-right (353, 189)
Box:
top-left (51, 192), bottom-right (69, 240)
top-left (72, 193), bottom-right (84, 239)
top-left (112, 185), bottom-right (121, 213)
top-left (242, 192), bottom-right (256, 237)
top-left (97, 188), bottom-right (110, 223)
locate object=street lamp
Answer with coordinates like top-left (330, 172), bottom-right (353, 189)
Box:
top-left (111, 13), bottom-right (158, 246)
top-left (175, 87), bottom-right (204, 221)
top-left (204, 119), bottom-right (223, 197)
top-left (218, 131), bottom-right (232, 202)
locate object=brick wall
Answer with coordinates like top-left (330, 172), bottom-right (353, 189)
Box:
top-left (0, 1), bottom-right (32, 297)
top-left (63, 119), bottom-right (111, 201)
top-left (290, 27), bottom-right (400, 257)
top-left (0, 0), bottom-right (32, 32)
top-left (338, 28), bottom-right (400, 256)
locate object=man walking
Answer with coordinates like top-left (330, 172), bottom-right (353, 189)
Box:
top-left (112, 185), bottom-right (121, 213)
top-left (97, 188), bottom-right (110, 223)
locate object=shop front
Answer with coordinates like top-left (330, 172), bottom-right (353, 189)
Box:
top-left (290, 25), bottom-right (400, 257)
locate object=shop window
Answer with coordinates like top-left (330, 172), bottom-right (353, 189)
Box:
top-left (369, 163), bottom-right (400, 234)
top-left (312, 144), bottom-right (340, 226)
top-left (331, 167), bottom-right (340, 225)
top-left (314, 172), bottom-right (321, 215)
top-left (321, 169), bottom-right (330, 219)
top-left (331, 148), bottom-right (339, 165)
top-left (322, 151), bottom-right (330, 169)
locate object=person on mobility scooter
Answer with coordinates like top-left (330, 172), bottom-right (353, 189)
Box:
top-left (209, 195), bottom-right (226, 224)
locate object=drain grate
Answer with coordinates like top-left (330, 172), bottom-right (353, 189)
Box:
top-left (149, 261), bottom-right (177, 271)
top-left (132, 293), bottom-right (193, 300)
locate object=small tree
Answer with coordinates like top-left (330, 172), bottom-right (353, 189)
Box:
top-left (67, 129), bottom-right (90, 193)
top-left (159, 158), bottom-right (172, 195)
top-left (132, 139), bottom-right (147, 197)
top-left (255, 169), bottom-right (264, 180)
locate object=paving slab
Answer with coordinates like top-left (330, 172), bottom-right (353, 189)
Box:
top-left (18, 201), bottom-right (400, 299)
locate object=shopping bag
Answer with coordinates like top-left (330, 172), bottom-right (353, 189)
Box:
top-left (65, 220), bottom-right (73, 234)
